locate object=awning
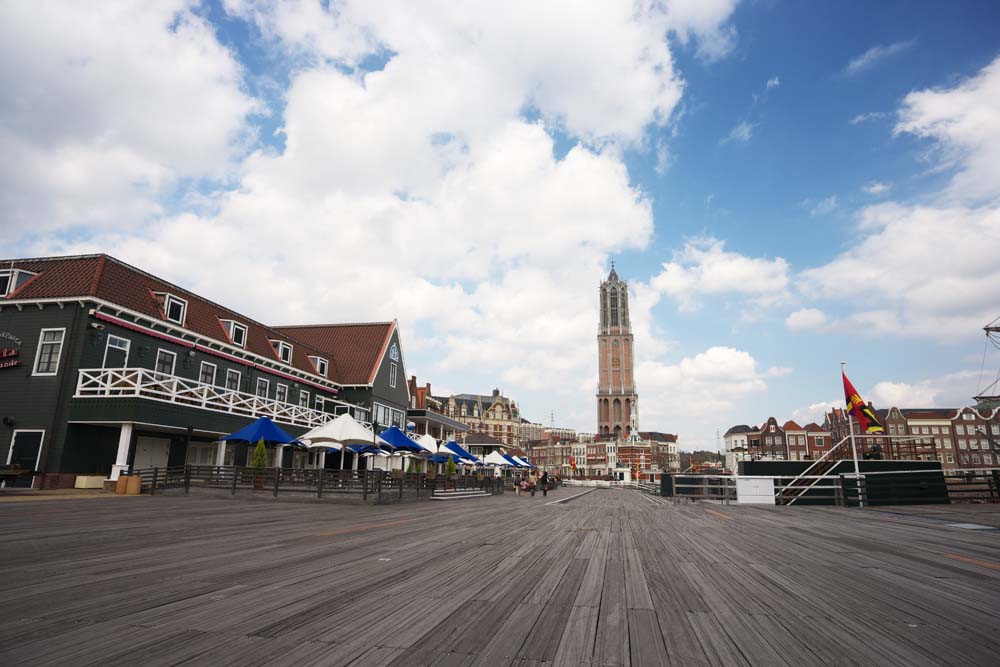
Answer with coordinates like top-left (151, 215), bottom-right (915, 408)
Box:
top-left (379, 426), bottom-right (430, 454)
top-left (223, 416), bottom-right (300, 446)
top-left (501, 454), bottom-right (523, 467)
top-left (443, 440), bottom-right (480, 463)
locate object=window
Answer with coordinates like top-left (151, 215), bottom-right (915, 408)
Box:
top-left (315, 395), bottom-right (324, 411)
top-left (0, 268), bottom-right (37, 296)
top-left (992, 425), bottom-right (999, 436)
top-left (155, 349), bottom-right (176, 375)
top-left (275, 384), bottom-right (288, 403)
top-left (32, 328), bottom-right (66, 376)
top-left (389, 362), bottom-right (397, 388)
top-left (225, 369), bottom-right (241, 391)
top-left (946, 453), bottom-right (954, 463)
top-left (309, 356), bottom-right (328, 377)
top-left (271, 340), bottom-right (293, 364)
top-left (221, 320), bottom-right (248, 348)
top-left (985, 453), bottom-right (994, 465)
top-left (956, 425), bottom-right (965, 435)
top-left (943, 438), bottom-right (952, 449)
top-left (970, 439), bottom-right (979, 450)
top-left (199, 362), bottom-right (217, 385)
top-left (972, 454), bottom-right (981, 464)
top-left (255, 378), bottom-right (269, 398)
top-left (103, 335), bottom-right (130, 366)
top-left (963, 413), bottom-right (974, 420)
top-left (163, 294), bottom-right (187, 325)
top-left (958, 439), bottom-right (967, 449)
top-left (961, 455), bottom-right (969, 464)
top-left (299, 390), bottom-right (310, 408)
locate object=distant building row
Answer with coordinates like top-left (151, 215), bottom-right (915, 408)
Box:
top-left (725, 404), bottom-right (1000, 471)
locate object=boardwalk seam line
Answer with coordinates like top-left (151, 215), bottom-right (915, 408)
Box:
top-left (546, 487), bottom-right (598, 506)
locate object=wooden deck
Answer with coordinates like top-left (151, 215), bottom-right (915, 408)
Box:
top-left (1, 488), bottom-right (999, 665)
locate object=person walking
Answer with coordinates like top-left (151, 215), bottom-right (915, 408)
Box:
top-left (528, 470), bottom-right (538, 497)
top-left (540, 470), bottom-right (550, 497)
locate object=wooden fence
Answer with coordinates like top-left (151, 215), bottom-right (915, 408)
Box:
top-left (127, 465), bottom-right (504, 502)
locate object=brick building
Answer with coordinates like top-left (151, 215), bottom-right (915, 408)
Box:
top-left (432, 389), bottom-right (522, 447)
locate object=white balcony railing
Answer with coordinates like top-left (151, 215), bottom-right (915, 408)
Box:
top-left (75, 367), bottom-right (367, 429)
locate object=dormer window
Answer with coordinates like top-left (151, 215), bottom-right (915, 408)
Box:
top-left (221, 320), bottom-right (248, 348)
top-left (309, 355), bottom-right (328, 377)
top-left (271, 340), bottom-right (293, 364)
top-left (0, 268), bottom-right (37, 296)
top-left (154, 293), bottom-right (187, 325)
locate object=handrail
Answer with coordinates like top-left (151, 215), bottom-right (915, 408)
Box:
top-left (75, 367), bottom-right (368, 429)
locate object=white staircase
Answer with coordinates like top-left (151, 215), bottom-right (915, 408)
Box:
top-left (431, 488), bottom-right (492, 501)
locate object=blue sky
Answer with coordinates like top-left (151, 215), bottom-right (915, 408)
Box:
top-left (2, 1), bottom-right (999, 450)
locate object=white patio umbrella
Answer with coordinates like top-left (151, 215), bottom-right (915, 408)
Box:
top-left (299, 413), bottom-right (390, 469)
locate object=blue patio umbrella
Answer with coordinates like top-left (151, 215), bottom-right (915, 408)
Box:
top-left (223, 416), bottom-right (300, 446)
top-left (379, 426), bottom-right (428, 454)
top-left (443, 440), bottom-right (480, 463)
top-left (347, 443), bottom-right (384, 455)
top-left (428, 452), bottom-right (461, 464)
top-left (501, 453), bottom-right (523, 467)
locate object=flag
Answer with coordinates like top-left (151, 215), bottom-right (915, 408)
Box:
top-left (842, 370), bottom-right (885, 434)
top-left (569, 455), bottom-right (577, 471)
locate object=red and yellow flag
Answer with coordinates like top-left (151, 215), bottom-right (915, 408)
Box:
top-left (842, 371), bottom-right (885, 434)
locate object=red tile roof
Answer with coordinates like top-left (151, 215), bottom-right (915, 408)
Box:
top-left (804, 423), bottom-right (829, 433)
top-left (463, 432), bottom-right (503, 445)
top-left (2, 254), bottom-right (335, 383)
top-left (782, 420), bottom-right (804, 431)
top-left (274, 322), bottom-right (394, 385)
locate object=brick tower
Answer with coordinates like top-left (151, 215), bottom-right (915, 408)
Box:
top-left (597, 263), bottom-right (638, 439)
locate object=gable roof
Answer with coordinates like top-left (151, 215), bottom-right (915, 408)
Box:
top-left (1, 254), bottom-right (335, 385)
top-left (638, 431), bottom-right (677, 443)
top-left (274, 321), bottom-right (396, 385)
top-left (804, 423), bottom-right (829, 433)
top-left (724, 425), bottom-right (753, 436)
top-left (782, 420), bottom-right (804, 431)
top-left (463, 431), bottom-right (504, 445)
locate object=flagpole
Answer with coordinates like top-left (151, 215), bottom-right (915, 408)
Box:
top-left (842, 362), bottom-right (863, 508)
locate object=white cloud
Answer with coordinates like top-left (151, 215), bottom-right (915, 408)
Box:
top-left (662, 0), bottom-right (741, 62)
top-left (800, 56), bottom-right (1000, 343)
top-left (863, 181), bottom-right (892, 195)
top-left (648, 237), bottom-right (790, 311)
top-left (785, 308), bottom-right (828, 332)
top-left (637, 346), bottom-right (768, 419)
top-left (766, 75), bottom-right (780, 89)
top-left (843, 39), bottom-right (915, 77)
top-left (9, 1), bottom-right (745, 436)
top-left (809, 195), bottom-right (838, 216)
top-left (765, 366), bottom-right (793, 377)
top-left (895, 55), bottom-right (1000, 204)
top-left (850, 111), bottom-right (887, 125)
top-left (790, 400), bottom-right (838, 426)
top-left (0, 1), bottom-right (258, 233)
top-left (870, 370), bottom-right (981, 408)
top-left (720, 120), bottom-right (755, 144)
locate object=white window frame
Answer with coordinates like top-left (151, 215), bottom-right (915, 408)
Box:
top-left (275, 383), bottom-right (288, 403)
top-left (962, 413), bottom-right (974, 421)
top-left (272, 340), bottom-right (293, 364)
top-left (389, 362), bottom-right (397, 388)
top-left (221, 320), bottom-right (248, 348)
top-left (102, 334), bottom-right (131, 367)
top-left (299, 390), bottom-right (310, 408)
top-left (0, 269), bottom-right (37, 297)
top-left (199, 361), bottom-right (217, 386)
top-left (225, 369), bottom-right (241, 391)
top-left (155, 348), bottom-right (177, 376)
top-left (32, 328), bottom-right (66, 376)
top-left (255, 377), bottom-right (270, 398)
top-left (163, 294), bottom-right (188, 326)
top-left (309, 356), bottom-right (328, 377)
top-left (315, 395), bottom-right (324, 411)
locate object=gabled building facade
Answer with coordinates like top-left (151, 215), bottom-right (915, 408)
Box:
top-left (0, 254), bottom-right (407, 488)
top-left (432, 389), bottom-right (522, 447)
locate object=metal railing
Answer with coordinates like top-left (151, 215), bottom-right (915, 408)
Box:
top-left (127, 464), bottom-right (505, 502)
top-left (75, 367), bottom-right (367, 428)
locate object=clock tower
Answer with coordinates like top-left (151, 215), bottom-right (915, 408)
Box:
top-left (597, 263), bottom-right (638, 440)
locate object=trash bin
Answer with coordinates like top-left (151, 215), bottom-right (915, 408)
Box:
top-left (115, 475), bottom-right (130, 495)
top-left (125, 475), bottom-right (141, 495)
